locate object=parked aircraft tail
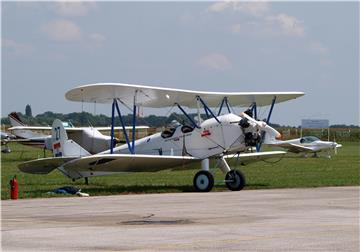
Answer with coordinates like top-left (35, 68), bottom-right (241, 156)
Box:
top-left (9, 112), bottom-right (25, 127)
top-left (8, 112), bottom-right (49, 142)
top-left (52, 119), bottom-right (90, 157)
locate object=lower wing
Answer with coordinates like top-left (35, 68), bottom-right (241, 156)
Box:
top-left (18, 154), bottom-right (200, 178)
top-left (19, 157), bottom-right (77, 174)
top-left (279, 143), bottom-right (315, 153)
top-left (223, 151), bottom-right (286, 165)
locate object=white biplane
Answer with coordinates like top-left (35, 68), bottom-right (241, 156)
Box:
top-left (19, 83), bottom-right (304, 192)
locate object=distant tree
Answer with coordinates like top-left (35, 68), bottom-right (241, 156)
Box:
top-left (25, 104), bottom-right (32, 117)
top-left (1, 117), bottom-right (10, 125)
top-left (330, 124), bottom-right (360, 128)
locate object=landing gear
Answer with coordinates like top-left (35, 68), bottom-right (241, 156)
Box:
top-left (193, 170), bottom-right (214, 192)
top-left (225, 170), bottom-right (246, 191)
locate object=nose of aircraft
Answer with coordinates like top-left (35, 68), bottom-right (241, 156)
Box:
top-left (240, 112), bottom-right (281, 143)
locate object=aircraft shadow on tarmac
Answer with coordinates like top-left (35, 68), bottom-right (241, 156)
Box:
top-left (33, 182), bottom-right (270, 196)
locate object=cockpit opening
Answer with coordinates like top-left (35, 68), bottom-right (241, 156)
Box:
top-left (181, 125), bottom-right (194, 133)
top-left (300, 136), bottom-right (320, 143)
top-left (161, 127), bottom-right (177, 138)
top-left (160, 123), bottom-right (194, 138)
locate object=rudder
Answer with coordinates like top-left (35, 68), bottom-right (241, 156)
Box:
top-left (8, 112), bottom-right (25, 127)
top-left (52, 119), bottom-right (90, 157)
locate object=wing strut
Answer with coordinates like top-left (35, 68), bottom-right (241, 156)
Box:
top-left (266, 96), bottom-right (276, 124)
top-left (110, 98), bottom-right (137, 154)
top-left (251, 102), bottom-right (257, 120)
top-left (256, 96), bottom-right (277, 152)
top-left (175, 103), bottom-right (200, 129)
top-left (217, 97), bottom-right (231, 116)
top-left (196, 96), bottom-right (221, 124)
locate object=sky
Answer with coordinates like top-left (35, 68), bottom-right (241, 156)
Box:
top-left (1, 1), bottom-right (359, 126)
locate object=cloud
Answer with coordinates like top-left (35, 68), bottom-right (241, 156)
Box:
top-left (231, 23), bottom-right (241, 34)
top-left (207, 1), bottom-right (270, 17)
top-left (207, 1), bottom-right (229, 12)
top-left (54, 2), bottom-right (96, 17)
top-left (41, 19), bottom-right (106, 48)
top-left (42, 19), bottom-right (82, 42)
top-left (309, 41), bottom-right (329, 55)
top-left (308, 41), bottom-right (331, 65)
top-left (2, 38), bottom-right (34, 56)
top-left (206, 2), bottom-right (305, 38)
top-left (267, 14), bottom-right (305, 37)
top-left (88, 33), bottom-right (106, 47)
top-left (198, 53), bottom-right (232, 71)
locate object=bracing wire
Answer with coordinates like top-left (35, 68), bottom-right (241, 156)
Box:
top-left (262, 156), bottom-right (284, 164)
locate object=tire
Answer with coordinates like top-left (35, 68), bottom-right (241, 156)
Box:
top-left (193, 170), bottom-right (214, 192)
top-left (225, 170), bottom-right (246, 191)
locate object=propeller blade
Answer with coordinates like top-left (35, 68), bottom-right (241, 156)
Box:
top-left (240, 112), bottom-right (266, 128)
top-left (240, 112), bottom-right (282, 142)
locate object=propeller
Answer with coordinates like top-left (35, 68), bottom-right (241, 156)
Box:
top-left (240, 112), bottom-right (266, 128)
top-left (240, 112), bottom-right (281, 140)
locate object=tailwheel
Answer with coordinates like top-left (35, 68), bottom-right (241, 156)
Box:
top-left (193, 170), bottom-right (214, 192)
top-left (225, 170), bottom-right (246, 191)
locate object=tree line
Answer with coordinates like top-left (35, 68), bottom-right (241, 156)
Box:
top-left (1, 111), bottom-right (203, 128)
top-left (1, 111), bottom-right (358, 129)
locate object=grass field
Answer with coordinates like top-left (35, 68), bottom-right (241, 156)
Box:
top-left (1, 142), bottom-right (359, 200)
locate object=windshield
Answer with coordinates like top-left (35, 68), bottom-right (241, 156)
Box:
top-left (161, 126), bottom-right (177, 138)
top-left (62, 122), bottom-right (74, 128)
top-left (300, 136), bottom-right (320, 143)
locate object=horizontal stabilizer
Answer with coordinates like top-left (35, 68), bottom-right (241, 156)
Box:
top-left (18, 157), bottom-right (76, 174)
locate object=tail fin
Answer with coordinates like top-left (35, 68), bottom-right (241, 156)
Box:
top-left (52, 119), bottom-right (90, 157)
top-left (8, 112), bottom-right (25, 127)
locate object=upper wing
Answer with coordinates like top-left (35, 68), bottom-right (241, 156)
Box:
top-left (65, 83), bottom-right (304, 108)
top-left (223, 151), bottom-right (286, 165)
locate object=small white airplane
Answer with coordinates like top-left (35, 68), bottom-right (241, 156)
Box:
top-left (266, 135), bottom-right (342, 158)
top-left (19, 83), bottom-right (304, 192)
top-left (8, 112), bottom-right (148, 154)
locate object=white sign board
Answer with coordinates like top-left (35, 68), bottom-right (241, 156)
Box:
top-left (301, 119), bottom-right (329, 129)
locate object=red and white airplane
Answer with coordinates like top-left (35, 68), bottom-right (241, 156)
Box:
top-left (19, 83), bottom-right (304, 192)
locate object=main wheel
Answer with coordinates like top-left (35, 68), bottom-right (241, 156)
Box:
top-left (193, 170), bottom-right (214, 192)
top-left (225, 170), bottom-right (246, 191)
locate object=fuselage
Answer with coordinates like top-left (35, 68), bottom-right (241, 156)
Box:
top-left (110, 113), bottom-right (262, 159)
